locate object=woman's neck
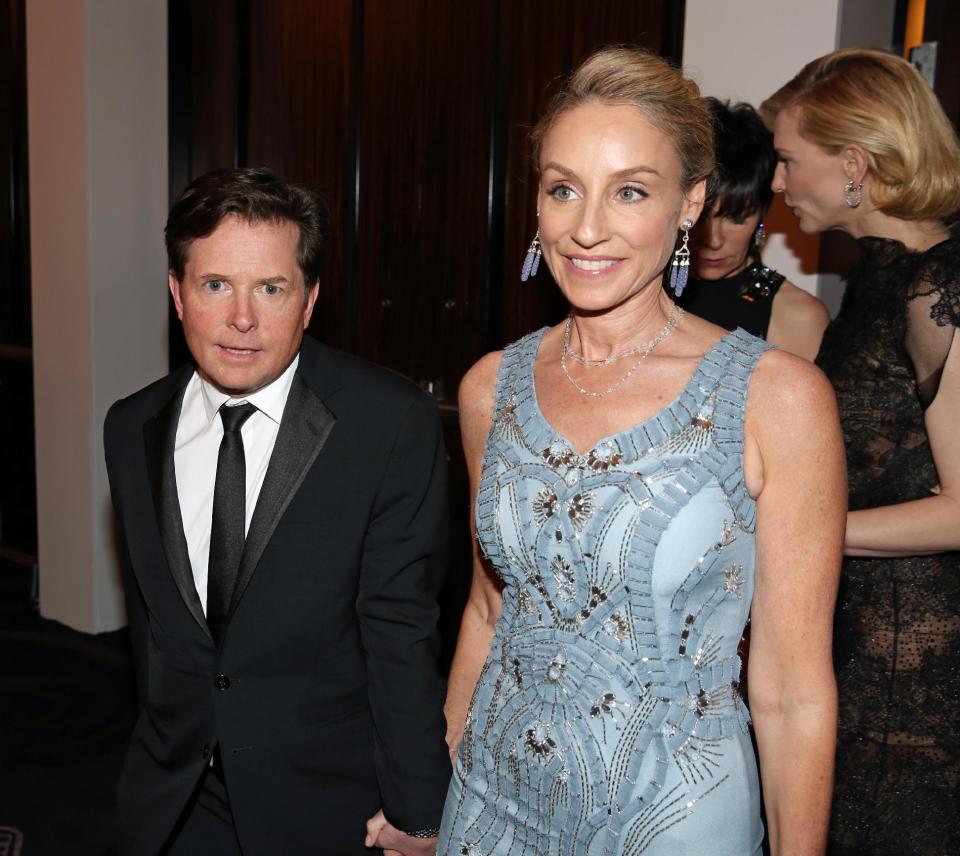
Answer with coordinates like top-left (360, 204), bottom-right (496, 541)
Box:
top-left (569, 289), bottom-right (676, 362)
top-left (844, 208), bottom-right (948, 251)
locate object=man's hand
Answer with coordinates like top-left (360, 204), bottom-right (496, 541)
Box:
top-left (365, 809), bottom-right (438, 855)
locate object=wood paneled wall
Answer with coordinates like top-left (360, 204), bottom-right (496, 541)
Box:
top-left (169, 0), bottom-right (684, 392)
top-left (0, 0), bottom-right (36, 559)
top-left (169, 0), bottom-right (685, 660)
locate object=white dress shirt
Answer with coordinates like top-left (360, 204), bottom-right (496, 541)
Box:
top-left (174, 356), bottom-right (299, 614)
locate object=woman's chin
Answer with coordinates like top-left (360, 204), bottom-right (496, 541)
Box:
top-left (692, 267), bottom-right (729, 281)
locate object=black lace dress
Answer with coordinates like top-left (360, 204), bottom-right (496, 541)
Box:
top-left (816, 237), bottom-right (960, 855)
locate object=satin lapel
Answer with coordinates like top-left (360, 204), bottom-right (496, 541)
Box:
top-left (227, 373), bottom-right (336, 619)
top-left (143, 384), bottom-right (210, 638)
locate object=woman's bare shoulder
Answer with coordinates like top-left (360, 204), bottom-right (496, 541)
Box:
top-left (747, 347), bottom-right (838, 430)
top-left (459, 351), bottom-right (504, 421)
top-left (775, 280), bottom-right (831, 327)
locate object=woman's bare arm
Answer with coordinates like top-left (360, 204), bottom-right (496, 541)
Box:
top-left (844, 328), bottom-right (960, 556)
top-left (443, 352), bottom-right (505, 761)
top-left (745, 350), bottom-right (846, 856)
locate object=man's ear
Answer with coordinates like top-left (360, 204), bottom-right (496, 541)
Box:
top-left (302, 282), bottom-right (319, 328)
top-left (842, 144), bottom-right (870, 185)
top-left (168, 272), bottom-right (185, 322)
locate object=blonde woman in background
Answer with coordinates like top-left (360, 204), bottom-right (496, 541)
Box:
top-left (764, 48), bottom-right (960, 856)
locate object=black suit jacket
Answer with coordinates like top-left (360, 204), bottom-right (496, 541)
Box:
top-left (104, 335), bottom-right (451, 855)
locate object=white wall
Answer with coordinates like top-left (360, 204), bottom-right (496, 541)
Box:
top-left (27, 0), bottom-right (168, 632)
top-left (683, 0), bottom-right (844, 300)
top-left (683, 0), bottom-right (897, 313)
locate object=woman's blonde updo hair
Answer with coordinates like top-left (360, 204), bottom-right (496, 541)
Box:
top-left (531, 46), bottom-right (714, 193)
top-left (761, 48), bottom-right (960, 222)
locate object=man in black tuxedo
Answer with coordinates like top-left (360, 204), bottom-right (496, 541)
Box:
top-left (104, 169), bottom-right (451, 855)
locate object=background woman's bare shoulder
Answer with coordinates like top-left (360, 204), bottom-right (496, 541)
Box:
top-left (776, 280), bottom-right (830, 326)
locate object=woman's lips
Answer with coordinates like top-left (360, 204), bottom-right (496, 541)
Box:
top-left (564, 256), bottom-right (623, 276)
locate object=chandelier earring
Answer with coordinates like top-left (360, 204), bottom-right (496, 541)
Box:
top-left (669, 218), bottom-right (693, 298)
top-left (753, 221), bottom-right (767, 249)
top-left (521, 229), bottom-right (542, 282)
top-left (844, 179), bottom-right (863, 209)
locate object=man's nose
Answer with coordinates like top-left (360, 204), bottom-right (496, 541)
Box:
top-left (227, 292), bottom-right (257, 332)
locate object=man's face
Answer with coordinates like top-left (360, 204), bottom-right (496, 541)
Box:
top-left (169, 215), bottom-right (318, 397)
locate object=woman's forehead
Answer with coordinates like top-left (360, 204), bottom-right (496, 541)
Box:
top-left (540, 102), bottom-right (682, 179)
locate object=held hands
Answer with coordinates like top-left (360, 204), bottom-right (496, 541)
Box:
top-left (365, 810), bottom-right (438, 856)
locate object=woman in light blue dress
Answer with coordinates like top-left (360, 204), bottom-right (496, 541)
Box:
top-left (439, 47), bottom-right (846, 855)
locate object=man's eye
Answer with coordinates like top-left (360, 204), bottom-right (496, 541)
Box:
top-left (264, 284), bottom-right (280, 296)
top-left (206, 280), bottom-right (224, 292)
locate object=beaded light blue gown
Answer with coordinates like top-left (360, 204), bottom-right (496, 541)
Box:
top-left (439, 327), bottom-right (770, 856)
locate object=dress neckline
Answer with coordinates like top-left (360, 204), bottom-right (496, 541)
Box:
top-left (524, 325), bottom-right (747, 457)
top-left (857, 234), bottom-right (958, 258)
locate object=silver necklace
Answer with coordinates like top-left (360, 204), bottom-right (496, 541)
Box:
top-left (560, 307), bottom-right (684, 398)
top-left (565, 340), bottom-right (647, 366)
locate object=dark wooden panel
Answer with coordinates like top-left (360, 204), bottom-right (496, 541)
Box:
top-left (169, 0), bottom-right (240, 199)
top-left (0, 0), bottom-right (36, 557)
top-left (354, 0), bottom-right (497, 400)
top-left (246, 0), bottom-right (353, 351)
top-left (497, 0), bottom-right (684, 345)
top-left (925, 0), bottom-right (960, 132)
top-left (168, 0), bottom-right (241, 368)
top-left (0, 359), bottom-right (36, 553)
top-left (0, 0), bottom-right (30, 347)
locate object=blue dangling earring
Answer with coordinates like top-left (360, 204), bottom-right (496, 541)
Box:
top-left (521, 230), bottom-right (542, 282)
top-left (670, 218), bottom-right (693, 297)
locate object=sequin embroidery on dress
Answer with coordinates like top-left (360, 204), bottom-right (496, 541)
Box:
top-left (438, 328), bottom-right (771, 855)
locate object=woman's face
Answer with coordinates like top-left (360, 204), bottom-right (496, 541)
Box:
top-left (537, 101), bottom-right (704, 314)
top-left (771, 105), bottom-right (851, 234)
top-left (690, 204), bottom-right (761, 280)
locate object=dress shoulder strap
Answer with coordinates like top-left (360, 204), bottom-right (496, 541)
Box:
top-left (707, 328), bottom-right (773, 530)
top-left (490, 327), bottom-right (547, 415)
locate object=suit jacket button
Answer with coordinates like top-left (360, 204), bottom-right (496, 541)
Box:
top-left (202, 743), bottom-right (210, 759)
top-left (215, 674), bottom-right (231, 691)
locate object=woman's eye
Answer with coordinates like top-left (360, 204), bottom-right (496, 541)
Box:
top-left (618, 186), bottom-right (647, 202)
top-left (547, 185), bottom-right (576, 201)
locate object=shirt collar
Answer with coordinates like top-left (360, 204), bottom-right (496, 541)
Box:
top-left (199, 354), bottom-right (300, 427)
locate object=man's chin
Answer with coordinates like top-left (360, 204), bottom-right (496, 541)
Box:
top-left (197, 366), bottom-right (266, 399)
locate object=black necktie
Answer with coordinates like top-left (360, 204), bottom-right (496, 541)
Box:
top-left (207, 402), bottom-right (257, 643)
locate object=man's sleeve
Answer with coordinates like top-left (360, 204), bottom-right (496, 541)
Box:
top-left (356, 389), bottom-right (452, 834)
top-left (104, 401), bottom-right (149, 709)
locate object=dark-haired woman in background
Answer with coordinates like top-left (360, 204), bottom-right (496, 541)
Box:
top-left (679, 99), bottom-right (829, 360)
top-left (764, 48), bottom-right (960, 855)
